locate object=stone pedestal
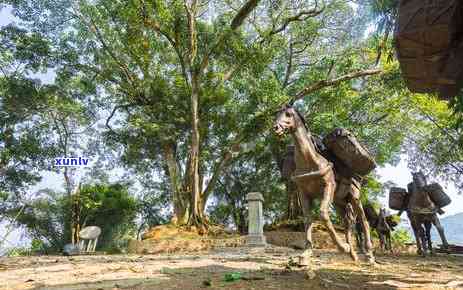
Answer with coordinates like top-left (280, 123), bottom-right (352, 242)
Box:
top-left (246, 192), bottom-right (266, 246)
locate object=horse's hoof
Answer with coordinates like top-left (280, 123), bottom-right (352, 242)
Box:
top-left (350, 251), bottom-right (359, 262)
top-left (365, 253), bottom-right (376, 265)
top-left (341, 243), bottom-right (351, 253)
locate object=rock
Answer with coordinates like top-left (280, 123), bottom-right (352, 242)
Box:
top-left (288, 239), bottom-right (305, 250)
top-left (304, 270), bottom-right (316, 280)
top-left (63, 243), bottom-right (80, 256)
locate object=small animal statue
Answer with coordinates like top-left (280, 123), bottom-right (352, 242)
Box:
top-left (274, 104), bottom-right (375, 264)
top-left (401, 172), bottom-right (449, 256)
top-left (356, 204), bottom-right (396, 253)
top-left (376, 208), bottom-right (394, 251)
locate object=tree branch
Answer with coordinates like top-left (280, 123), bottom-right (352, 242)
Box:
top-left (105, 104), bottom-right (135, 133)
top-left (230, 0), bottom-right (261, 30)
top-left (201, 145), bottom-right (238, 202)
top-left (282, 42), bottom-right (294, 88)
top-left (268, 2), bottom-right (325, 38)
top-left (293, 69), bottom-right (382, 101)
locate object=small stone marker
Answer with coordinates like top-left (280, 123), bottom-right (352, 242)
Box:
top-left (246, 192), bottom-right (266, 246)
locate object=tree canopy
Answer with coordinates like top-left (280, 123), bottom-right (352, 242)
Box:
top-left (0, 0), bottom-right (461, 246)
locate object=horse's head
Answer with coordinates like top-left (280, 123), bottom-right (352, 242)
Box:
top-left (412, 171), bottom-right (427, 189)
top-left (273, 104), bottom-right (305, 136)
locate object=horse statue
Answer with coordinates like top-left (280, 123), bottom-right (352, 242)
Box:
top-left (376, 208), bottom-right (396, 252)
top-left (356, 204), bottom-right (396, 253)
top-left (401, 172), bottom-right (449, 256)
top-left (273, 104), bottom-right (374, 264)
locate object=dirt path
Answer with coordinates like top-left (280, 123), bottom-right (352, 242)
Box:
top-left (1, 246), bottom-right (462, 290)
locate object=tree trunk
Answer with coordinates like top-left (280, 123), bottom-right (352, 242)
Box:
top-left (286, 181), bottom-right (303, 220)
top-left (162, 141), bottom-right (190, 225)
top-left (188, 74), bottom-right (207, 230)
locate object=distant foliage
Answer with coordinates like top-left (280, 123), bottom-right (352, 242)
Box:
top-left (5, 183), bottom-right (137, 252)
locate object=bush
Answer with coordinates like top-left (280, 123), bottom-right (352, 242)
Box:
top-left (392, 228), bottom-right (412, 246)
top-left (6, 182), bottom-right (138, 252)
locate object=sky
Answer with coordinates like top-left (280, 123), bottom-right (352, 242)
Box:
top-left (0, 6), bottom-right (461, 252)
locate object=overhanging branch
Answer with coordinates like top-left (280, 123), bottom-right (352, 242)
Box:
top-left (231, 0), bottom-right (261, 30)
top-left (293, 69), bottom-right (382, 101)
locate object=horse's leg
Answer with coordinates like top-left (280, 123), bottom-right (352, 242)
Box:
top-left (409, 213), bottom-right (423, 256)
top-left (355, 221), bottom-right (365, 254)
top-left (350, 191), bottom-right (374, 263)
top-left (320, 181), bottom-right (350, 254)
top-left (416, 221), bottom-right (427, 257)
top-left (386, 231), bottom-right (392, 252)
top-left (344, 203), bottom-right (358, 261)
top-left (432, 214), bottom-right (449, 250)
top-left (379, 232), bottom-right (385, 251)
top-left (299, 194), bottom-right (313, 266)
top-left (336, 203), bottom-right (358, 261)
top-left (425, 221), bottom-right (433, 256)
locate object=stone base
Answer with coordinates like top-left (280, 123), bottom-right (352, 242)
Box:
top-left (246, 234), bottom-right (267, 247)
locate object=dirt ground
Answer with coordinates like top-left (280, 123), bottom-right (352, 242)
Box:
top-left (1, 246), bottom-right (463, 290)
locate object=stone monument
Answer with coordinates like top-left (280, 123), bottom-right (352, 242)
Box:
top-left (246, 192), bottom-right (266, 246)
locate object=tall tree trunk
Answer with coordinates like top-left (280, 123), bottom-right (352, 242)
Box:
top-left (185, 1), bottom-right (207, 230)
top-left (188, 74), bottom-right (206, 229)
top-left (162, 142), bottom-right (190, 225)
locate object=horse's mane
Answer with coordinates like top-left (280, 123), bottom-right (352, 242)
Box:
top-left (292, 106), bottom-right (309, 131)
top-left (285, 105), bottom-right (327, 154)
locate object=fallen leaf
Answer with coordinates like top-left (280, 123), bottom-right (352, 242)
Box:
top-left (224, 272), bottom-right (241, 282)
top-left (129, 266), bottom-right (144, 273)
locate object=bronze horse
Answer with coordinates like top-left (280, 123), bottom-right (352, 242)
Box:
top-left (401, 172), bottom-right (449, 256)
top-left (273, 105), bottom-right (374, 264)
top-left (356, 204), bottom-right (396, 253)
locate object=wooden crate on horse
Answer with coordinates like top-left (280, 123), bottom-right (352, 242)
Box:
top-left (438, 40), bottom-right (463, 99)
top-left (389, 187), bottom-right (408, 211)
top-left (395, 0), bottom-right (463, 98)
top-left (424, 183), bottom-right (451, 208)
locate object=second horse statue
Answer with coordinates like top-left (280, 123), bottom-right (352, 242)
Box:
top-left (273, 104), bottom-right (375, 264)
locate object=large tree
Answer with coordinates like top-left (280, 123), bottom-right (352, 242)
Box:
top-left (4, 0), bottom-right (460, 234)
top-left (3, 0), bottom-right (383, 229)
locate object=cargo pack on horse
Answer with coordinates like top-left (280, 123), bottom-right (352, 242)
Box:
top-left (389, 172), bottom-right (450, 256)
top-left (273, 104), bottom-right (377, 264)
top-left (395, 0), bottom-right (463, 99)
